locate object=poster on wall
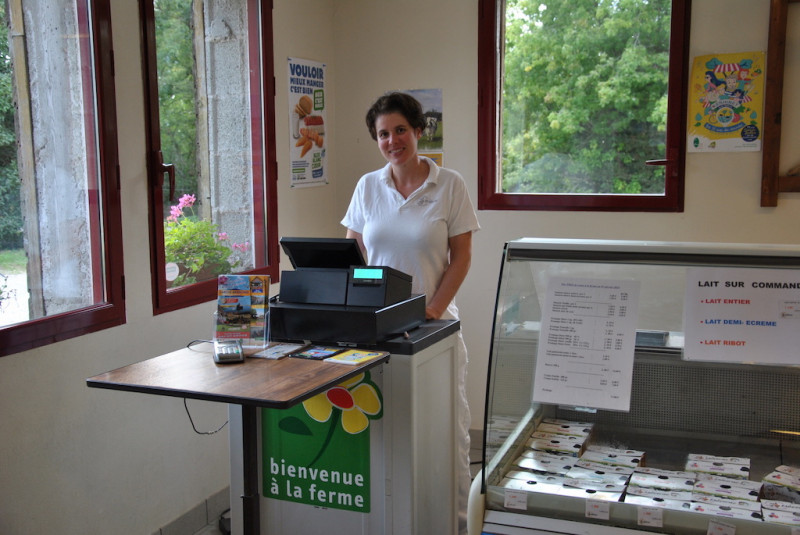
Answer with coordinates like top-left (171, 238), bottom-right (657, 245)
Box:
top-left (288, 57), bottom-right (327, 187)
top-left (404, 88), bottom-right (443, 166)
top-left (687, 51), bottom-right (765, 153)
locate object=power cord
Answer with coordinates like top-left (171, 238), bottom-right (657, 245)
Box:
top-left (187, 339), bottom-right (214, 349)
top-left (183, 398), bottom-right (228, 435)
top-left (183, 339), bottom-right (229, 435)
top-left (218, 508), bottom-right (231, 534)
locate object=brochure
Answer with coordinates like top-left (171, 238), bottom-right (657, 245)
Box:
top-left (250, 342), bottom-right (308, 360)
top-left (215, 274), bottom-right (269, 347)
top-left (324, 349), bottom-right (388, 365)
top-left (290, 345), bottom-right (344, 361)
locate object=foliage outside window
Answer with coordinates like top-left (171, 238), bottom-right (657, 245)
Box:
top-left (0, 0), bottom-right (124, 355)
top-left (164, 193), bottom-right (249, 286)
top-left (144, 0), bottom-right (278, 313)
top-left (478, 0), bottom-right (689, 211)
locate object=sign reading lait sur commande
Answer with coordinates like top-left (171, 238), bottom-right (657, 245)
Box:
top-left (262, 371), bottom-right (382, 512)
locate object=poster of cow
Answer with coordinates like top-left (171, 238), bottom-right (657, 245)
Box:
top-left (404, 88), bottom-right (443, 166)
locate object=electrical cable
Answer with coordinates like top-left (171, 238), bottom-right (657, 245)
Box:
top-left (187, 339), bottom-right (214, 350)
top-left (183, 397), bottom-right (229, 435)
top-left (183, 339), bottom-right (229, 435)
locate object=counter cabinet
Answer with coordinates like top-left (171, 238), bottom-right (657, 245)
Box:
top-left (229, 321), bottom-right (462, 535)
top-left (470, 238), bottom-right (800, 535)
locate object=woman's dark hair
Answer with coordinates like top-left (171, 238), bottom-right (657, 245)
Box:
top-left (365, 92), bottom-right (426, 141)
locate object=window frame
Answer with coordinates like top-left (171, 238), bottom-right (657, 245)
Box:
top-left (141, 0), bottom-right (279, 314)
top-left (0, 0), bottom-right (126, 357)
top-left (478, 0), bottom-right (691, 212)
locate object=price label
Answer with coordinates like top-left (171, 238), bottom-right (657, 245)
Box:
top-left (503, 489), bottom-right (527, 510)
top-left (637, 506), bottom-right (663, 528)
top-left (585, 499), bottom-right (610, 520)
top-left (707, 519), bottom-right (736, 535)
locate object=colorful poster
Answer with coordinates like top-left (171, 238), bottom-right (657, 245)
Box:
top-left (288, 57), bottom-right (327, 187)
top-left (404, 88), bottom-right (443, 165)
top-left (687, 51), bottom-right (765, 152)
top-left (262, 372), bottom-right (383, 512)
top-left (683, 267), bottom-right (800, 364)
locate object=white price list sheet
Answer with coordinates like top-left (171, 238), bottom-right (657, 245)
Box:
top-left (533, 277), bottom-right (641, 412)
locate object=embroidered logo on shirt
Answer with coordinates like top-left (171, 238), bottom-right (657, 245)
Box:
top-left (416, 196), bottom-right (436, 206)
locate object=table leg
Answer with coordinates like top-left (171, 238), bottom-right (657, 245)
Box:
top-left (242, 405), bottom-right (260, 535)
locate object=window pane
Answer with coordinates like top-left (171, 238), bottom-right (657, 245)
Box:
top-left (1, 0), bottom-right (106, 328)
top-left (155, 0), bottom-right (259, 289)
top-left (502, 0), bottom-right (671, 196)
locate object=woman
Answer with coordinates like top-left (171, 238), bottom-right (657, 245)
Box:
top-left (341, 91), bottom-right (479, 533)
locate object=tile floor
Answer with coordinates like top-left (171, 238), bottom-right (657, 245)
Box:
top-left (191, 435), bottom-right (484, 535)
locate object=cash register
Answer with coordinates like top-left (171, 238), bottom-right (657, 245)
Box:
top-left (269, 237), bottom-right (426, 345)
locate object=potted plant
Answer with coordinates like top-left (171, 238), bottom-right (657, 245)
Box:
top-left (164, 194), bottom-right (249, 287)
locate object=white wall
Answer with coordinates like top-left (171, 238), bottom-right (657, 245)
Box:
top-left (0, 0), bottom-right (797, 533)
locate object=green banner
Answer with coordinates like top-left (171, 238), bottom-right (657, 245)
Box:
top-left (262, 371), bottom-right (382, 512)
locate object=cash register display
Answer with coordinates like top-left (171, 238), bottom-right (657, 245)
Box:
top-left (352, 267), bottom-right (385, 285)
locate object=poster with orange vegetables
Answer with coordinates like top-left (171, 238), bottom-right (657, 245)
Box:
top-left (288, 57), bottom-right (327, 186)
top-left (687, 51), bottom-right (764, 152)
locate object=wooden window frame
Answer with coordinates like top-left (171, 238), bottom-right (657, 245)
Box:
top-left (141, 0), bottom-right (279, 314)
top-left (477, 0), bottom-right (691, 212)
top-left (0, 0), bottom-right (126, 357)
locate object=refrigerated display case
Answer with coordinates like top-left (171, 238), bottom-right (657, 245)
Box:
top-left (469, 238), bottom-right (800, 535)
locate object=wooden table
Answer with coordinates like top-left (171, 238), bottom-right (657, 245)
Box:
top-left (86, 344), bottom-right (389, 535)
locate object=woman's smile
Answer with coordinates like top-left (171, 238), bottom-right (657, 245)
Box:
top-left (375, 112), bottom-right (420, 165)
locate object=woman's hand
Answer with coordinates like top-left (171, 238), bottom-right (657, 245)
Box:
top-left (425, 232), bottom-right (472, 321)
top-left (425, 305), bottom-right (443, 320)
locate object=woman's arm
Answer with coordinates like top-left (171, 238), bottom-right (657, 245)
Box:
top-left (345, 228), bottom-right (367, 261)
top-left (426, 231), bottom-right (472, 320)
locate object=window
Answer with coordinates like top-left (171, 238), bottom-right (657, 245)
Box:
top-left (478, 0), bottom-right (690, 211)
top-left (142, 0), bottom-right (278, 314)
top-left (0, 0), bottom-right (125, 357)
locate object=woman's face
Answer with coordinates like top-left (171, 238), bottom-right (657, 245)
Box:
top-left (374, 112), bottom-right (421, 167)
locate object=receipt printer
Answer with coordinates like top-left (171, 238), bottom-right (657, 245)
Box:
top-left (270, 237), bottom-right (425, 344)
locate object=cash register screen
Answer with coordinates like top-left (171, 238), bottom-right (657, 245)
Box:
top-left (280, 237), bottom-right (366, 269)
top-left (352, 267), bottom-right (384, 284)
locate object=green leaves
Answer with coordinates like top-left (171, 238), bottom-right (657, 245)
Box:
top-left (164, 216), bottom-right (236, 286)
top-left (501, 0), bottom-right (670, 194)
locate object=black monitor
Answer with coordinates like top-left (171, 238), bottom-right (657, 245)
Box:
top-left (280, 237), bottom-right (366, 269)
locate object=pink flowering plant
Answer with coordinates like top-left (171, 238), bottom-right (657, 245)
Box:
top-left (164, 194), bottom-right (250, 287)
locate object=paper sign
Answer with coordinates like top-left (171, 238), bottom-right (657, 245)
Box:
top-left (684, 267), bottom-right (800, 364)
top-left (707, 519), bottom-right (736, 535)
top-left (504, 489), bottom-right (527, 510)
top-left (585, 498), bottom-right (610, 520)
top-left (638, 506), bottom-right (663, 528)
top-left (533, 278), bottom-right (641, 412)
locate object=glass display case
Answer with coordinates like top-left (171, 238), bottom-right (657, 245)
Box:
top-left (471, 238), bottom-right (800, 535)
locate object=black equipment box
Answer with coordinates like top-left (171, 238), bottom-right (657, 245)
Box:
top-left (269, 295), bottom-right (426, 345)
top-left (270, 237), bottom-right (425, 344)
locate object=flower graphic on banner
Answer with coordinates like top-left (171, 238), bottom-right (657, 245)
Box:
top-left (270, 372), bottom-right (383, 467)
top-left (303, 373), bottom-right (381, 434)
